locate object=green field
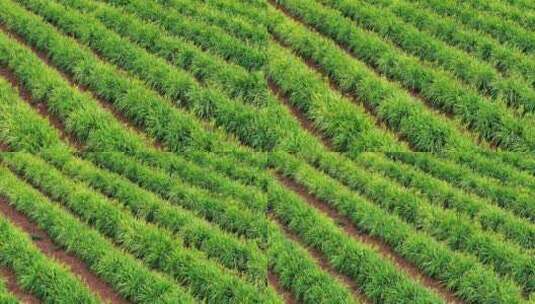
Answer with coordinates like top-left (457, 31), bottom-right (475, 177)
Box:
top-left (0, 0), bottom-right (534, 303)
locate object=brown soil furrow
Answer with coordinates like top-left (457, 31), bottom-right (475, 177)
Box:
top-left (275, 173), bottom-right (461, 304)
top-left (268, 269), bottom-right (298, 304)
top-left (267, 0), bottom-right (489, 150)
top-left (0, 25), bottom-right (162, 151)
top-left (0, 198), bottom-right (129, 304)
top-left (269, 214), bottom-right (369, 304)
top-left (267, 78), bottom-right (334, 149)
top-left (0, 143), bottom-right (10, 152)
top-left (0, 267), bottom-right (40, 304)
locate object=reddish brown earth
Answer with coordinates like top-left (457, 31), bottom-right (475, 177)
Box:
top-left (276, 173), bottom-right (461, 304)
top-left (0, 198), bottom-right (129, 304)
top-left (268, 269), bottom-right (297, 304)
top-left (0, 267), bottom-right (40, 304)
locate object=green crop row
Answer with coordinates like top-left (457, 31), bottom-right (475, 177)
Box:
top-left (100, 0), bottom-right (265, 70)
top-left (19, 0), bottom-right (284, 151)
top-left (390, 153), bottom-right (535, 222)
top-left (375, 0), bottom-right (535, 86)
top-left (457, 0), bottom-right (535, 31)
top-left (274, 0), bottom-right (535, 151)
top-left (44, 152), bottom-right (267, 283)
top-left (355, 153), bottom-right (535, 250)
top-left (0, 72), bottom-right (373, 304)
top-left (269, 152), bottom-right (528, 303)
top-left (162, 149), bottom-right (530, 304)
top-left (154, 0), bottom-right (267, 45)
top-left (267, 222), bottom-right (358, 304)
top-left (87, 152), bottom-right (268, 239)
top-left (267, 11), bottom-right (535, 213)
top-left (0, 15), bottom-right (156, 153)
top-left (441, 152), bottom-right (535, 192)
top-left (268, 44), bottom-right (406, 153)
top-left (0, 207), bottom-right (100, 303)
top-left (415, 0), bottom-right (535, 54)
top-left (0, 77), bottom-right (66, 152)
top-left (54, 0), bottom-right (532, 229)
top-left (0, 165), bottom-right (198, 304)
top-left (58, 0), bottom-right (268, 106)
top-left (280, 152), bottom-right (535, 294)
top-left (1, 152), bottom-right (278, 304)
top-left (319, 0), bottom-right (535, 114)
top-left (0, 0), bottom-right (241, 154)
top-left (266, 25), bottom-right (469, 152)
top-left (261, 7), bottom-right (535, 209)
top-left (0, 276), bottom-right (18, 304)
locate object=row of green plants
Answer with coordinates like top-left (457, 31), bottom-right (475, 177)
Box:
top-left (270, 152), bottom-right (531, 303)
top-left (281, 152), bottom-right (535, 295)
top-left (190, 151), bottom-right (525, 304)
top-left (390, 153), bottom-right (535, 222)
top-left (0, 6), bottom-right (269, 235)
top-left (504, 0), bottom-right (535, 10)
top-left (275, 0), bottom-right (534, 151)
top-left (60, 0), bottom-right (268, 106)
top-left (319, 0), bottom-right (535, 114)
top-left (0, 77), bottom-right (66, 152)
top-left (0, 204), bottom-right (100, 303)
top-left (0, 165), bottom-right (198, 304)
top-left (101, 0), bottom-right (265, 71)
top-left (21, 0), bottom-right (288, 152)
top-left (439, 152), bottom-right (535, 192)
top-left (0, 276), bottom-right (18, 304)
top-left (415, 0), bottom-right (535, 54)
top-left (1, 153), bottom-right (278, 304)
top-left (0, 65), bottom-right (361, 304)
top-left (355, 153), bottom-right (535, 250)
top-left (458, 0), bottom-right (535, 31)
top-left (1, 0), bottom-right (247, 153)
top-left (154, 0), bottom-right (267, 45)
top-left (375, 0), bottom-right (535, 86)
top-left (57, 0), bottom-right (535, 221)
top-left (261, 7), bottom-right (535, 215)
top-left (44, 152), bottom-right (267, 284)
top-left (4, 2), bottom-right (532, 302)
top-left (263, 1), bottom-right (535, 192)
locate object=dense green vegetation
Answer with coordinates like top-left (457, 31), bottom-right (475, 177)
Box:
top-left (0, 0), bottom-right (533, 303)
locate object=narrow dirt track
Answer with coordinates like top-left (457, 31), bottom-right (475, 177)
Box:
top-left (276, 173), bottom-right (461, 304)
top-left (0, 267), bottom-right (40, 304)
top-left (0, 25), bottom-right (162, 151)
top-left (268, 269), bottom-right (297, 304)
top-left (0, 197), bottom-right (129, 304)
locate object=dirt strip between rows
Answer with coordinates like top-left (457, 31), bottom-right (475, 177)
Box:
top-left (268, 269), bottom-right (298, 304)
top-left (0, 267), bottom-right (40, 304)
top-left (0, 197), bottom-right (128, 304)
top-left (276, 173), bottom-right (461, 304)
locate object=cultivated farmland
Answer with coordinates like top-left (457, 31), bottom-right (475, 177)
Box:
top-left (0, 0), bottom-right (533, 303)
